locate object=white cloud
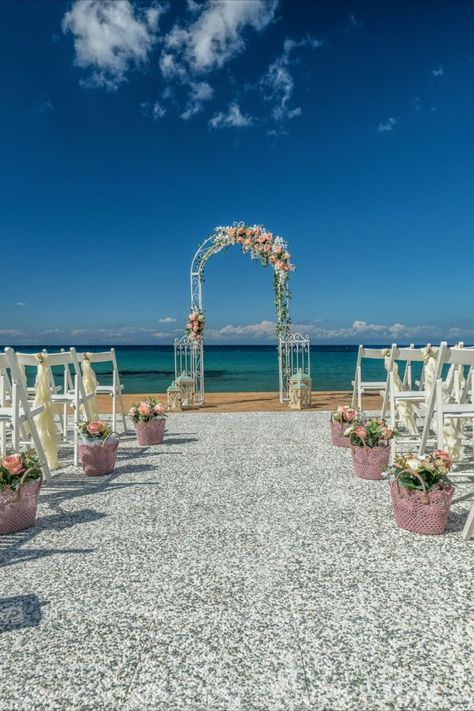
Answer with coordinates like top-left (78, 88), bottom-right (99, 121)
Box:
top-left (180, 81), bottom-right (214, 120)
top-left (141, 100), bottom-right (166, 120)
top-left (16, 302), bottom-right (27, 307)
top-left (377, 117), bottom-right (397, 133)
top-left (63, 0), bottom-right (166, 90)
top-left (209, 102), bottom-right (252, 128)
top-left (432, 66), bottom-right (444, 77)
top-left (207, 320), bottom-right (276, 339)
top-left (159, 316), bottom-right (176, 323)
top-left (161, 0), bottom-right (278, 79)
top-left (260, 36), bottom-right (322, 122)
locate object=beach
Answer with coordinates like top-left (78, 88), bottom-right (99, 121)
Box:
top-left (97, 391), bottom-right (382, 414)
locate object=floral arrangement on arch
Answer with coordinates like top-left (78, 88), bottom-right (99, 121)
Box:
top-left (389, 450), bottom-right (452, 493)
top-left (78, 420), bottom-right (113, 443)
top-left (129, 398), bottom-right (167, 423)
top-left (344, 415), bottom-right (396, 448)
top-left (186, 309), bottom-right (205, 342)
top-left (184, 222), bottom-right (295, 340)
top-left (0, 450), bottom-right (42, 492)
top-left (225, 224), bottom-right (294, 274)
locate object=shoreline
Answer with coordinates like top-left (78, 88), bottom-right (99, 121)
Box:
top-left (97, 391), bottom-right (381, 414)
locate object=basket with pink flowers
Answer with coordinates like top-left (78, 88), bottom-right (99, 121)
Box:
top-left (78, 420), bottom-right (118, 476)
top-left (129, 398), bottom-right (167, 446)
top-left (0, 450), bottom-right (43, 535)
top-left (344, 416), bottom-right (395, 480)
top-left (330, 406), bottom-right (358, 447)
top-left (388, 450), bottom-right (454, 535)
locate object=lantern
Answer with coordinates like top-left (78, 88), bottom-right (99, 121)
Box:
top-left (175, 372), bottom-right (195, 409)
top-left (167, 381), bottom-right (182, 411)
top-left (289, 369), bottom-right (312, 409)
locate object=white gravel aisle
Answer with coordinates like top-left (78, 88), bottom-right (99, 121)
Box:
top-left (0, 411), bottom-right (473, 710)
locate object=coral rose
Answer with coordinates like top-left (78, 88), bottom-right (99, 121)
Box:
top-left (342, 408), bottom-right (357, 422)
top-left (2, 454), bottom-right (24, 475)
top-left (274, 245), bottom-right (282, 254)
top-left (138, 403), bottom-right (151, 416)
top-left (434, 449), bottom-right (452, 470)
top-left (86, 420), bottom-right (105, 435)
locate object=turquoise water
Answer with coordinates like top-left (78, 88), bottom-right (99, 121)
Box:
top-left (7, 345), bottom-right (423, 394)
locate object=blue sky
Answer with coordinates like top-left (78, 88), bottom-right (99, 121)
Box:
top-left (1, 0), bottom-right (474, 345)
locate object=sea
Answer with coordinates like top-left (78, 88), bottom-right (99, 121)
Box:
top-left (7, 344), bottom-right (414, 394)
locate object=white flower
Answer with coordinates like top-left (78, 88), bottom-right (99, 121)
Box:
top-left (406, 458), bottom-right (421, 471)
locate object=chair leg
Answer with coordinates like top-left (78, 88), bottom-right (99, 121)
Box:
top-left (462, 502), bottom-right (474, 541)
top-left (73, 389), bottom-right (79, 467)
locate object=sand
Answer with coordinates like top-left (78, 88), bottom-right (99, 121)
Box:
top-left (97, 391), bottom-right (381, 414)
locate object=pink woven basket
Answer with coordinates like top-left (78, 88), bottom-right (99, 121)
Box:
top-left (134, 418), bottom-right (166, 446)
top-left (79, 438), bottom-right (118, 476)
top-left (330, 419), bottom-right (351, 447)
top-left (389, 473), bottom-right (454, 535)
top-left (0, 478), bottom-right (42, 535)
top-left (351, 444), bottom-right (390, 480)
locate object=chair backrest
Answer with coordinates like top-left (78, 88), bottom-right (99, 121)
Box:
top-left (0, 352), bottom-right (13, 406)
top-left (444, 346), bottom-right (474, 367)
top-left (76, 349), bottom-right (119, 368)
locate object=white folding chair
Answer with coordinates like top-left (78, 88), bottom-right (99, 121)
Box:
top-left (75, 349), bottom-right (127, 433)
top-left (15, 350), bottom-right (93, 466)
top-left (351, 345), bottom-right (396, 414)
top-left (2, 349), bottom-right (51, 480)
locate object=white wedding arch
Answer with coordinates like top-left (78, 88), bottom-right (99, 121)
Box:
top-left (174, 222), bottom-right (310, 404)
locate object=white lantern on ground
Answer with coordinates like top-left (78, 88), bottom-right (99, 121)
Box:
top-left (167, 381), bottom-right (182, 411)
top-left (289, 370), bottom-right (311, 410)
top-left (175, 373), bottom-right (195, 409)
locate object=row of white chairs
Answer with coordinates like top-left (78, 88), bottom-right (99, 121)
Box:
top-left (352, 342), bottom-right (474, 540)
top-left (0, 348), bottom-right (126, 480)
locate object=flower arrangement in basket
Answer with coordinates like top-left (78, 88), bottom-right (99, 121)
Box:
top-left (330, 405), bottom-right (357, 447)
top-left (0, 450), bottom-right (43, 535)
top-left (344, 415), bottom-right (395, 480)
top-left (77, 420), bottom-right (118, 476)
top-left (129, 398), bottom-right (167, 446)
top-left (186, 310), bottom-right (205, 342)
top-left (388, 450), bottom-right (454, 535)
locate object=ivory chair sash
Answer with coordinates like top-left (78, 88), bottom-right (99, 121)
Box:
top-left (75, 350), bottom-right (126, 433)
top-left (15, 350), bottom-right (93, 466)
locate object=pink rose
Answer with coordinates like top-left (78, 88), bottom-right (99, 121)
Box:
top-left (86, 420), bottom-right (105, 435)
top-left (254, 227), bottom-right (261, 236)
top-left (187, 322), bottom-right (192, 329)
top-left (245, 228), bottom-right (252, 237)
top-left (434, 449), bottom-right (452, 469)
top-left (284, 252), bottom-right (291, 260)
top-left (237, 236), bottom-right (244, 243)
top-left (154, 404), bottom-right (165, 415)
top-left (244, 239), bottom-right (251, 247)
top-left (138, 403), bottom-right (151, 416)
top-left (355, 426), bottom-right (367, 439)
top-left (263, 244), bottom-right (271, 252)
top-left (274, 245), bottom-right (282, 254)
top-left (283, 264), bottom-right (290, 271)
top-left (2, 454), bottom-right (24, 476)
top-left (269, 255), bottom-right (276, 263)
top-left (342, 408), bottom-right (357, 422)
top-left (275, 260), bottom-right (283, 269)
top-left (266, 234), bottom-right (273, 242)
top-left (258, 235), bottom-right (266, 243)
top-left (228, 227), bottom-right (236, 238)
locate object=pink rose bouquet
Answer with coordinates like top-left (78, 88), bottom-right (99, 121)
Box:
top-left (344, 414), bottom-right (396, 448)
top-left (389, 450), bottom-right (452, 493)
top-left (129, 397), bottom-right (167, 424)
top-left (78, 419), bottom-right (113, 442)
top-left (185, 309), bottom-right (205, 342)
top-left (0, 450), bottom-right (42, 492)
top-left (331, 405), bottom-right (358, 424)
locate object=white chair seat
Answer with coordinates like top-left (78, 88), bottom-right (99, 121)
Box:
top-left (95, 384), bottom-right (124, 394)
top-left (434, 403), bottom-right (474, 415)
top-left (393, 390), bottom-right (426, 400)
top-left (351, 380), bottom-right (386, 390)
